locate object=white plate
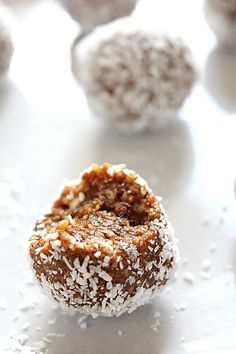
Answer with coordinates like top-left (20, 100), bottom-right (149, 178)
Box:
top-left (0, 0), bottom-right (236, 353)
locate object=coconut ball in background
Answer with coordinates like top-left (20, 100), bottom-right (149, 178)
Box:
top-left (204, 0), bottom-right (236, 47)
top-left (59, 0), bottom-right (137, 35)
top-left (72, 19), bottom-right (196, 133)
top-left (0, 2), bottom-right (14, 78)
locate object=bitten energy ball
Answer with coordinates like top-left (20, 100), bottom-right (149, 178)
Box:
top-left (0, 3), bottom-right (13, 78)
top-left (29, 164), bottom-right (178, 317)
top-left (204, 0), bottom-right (236, 47)
top-left (59, 0), bottom-right (137, 34)
top-left (73, 20), bottom-right (196, 133)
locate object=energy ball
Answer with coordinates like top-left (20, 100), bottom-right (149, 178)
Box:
top-left (204, 0), bottom-right (236, 47)
top-left (59, 0), bottom-right (137, 34)
top-left (73, 20), bottom-right (196, 133)
top-left (29, 164), bottom-right (178, 317)
top-left (0, 2), bottom-right (14, 78)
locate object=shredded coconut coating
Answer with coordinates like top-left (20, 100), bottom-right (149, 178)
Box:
top-left (59, 0), bottom-right (137, 34)
top-left (205, 0), bottom-right (236, 47)
top-left (2, 338), bottom-right (46, 353)
top-left (73, 19), bottom-right (196, 133)
top-left (0, 2), bottom-right (14, 78)
top-left (29, 164), bottom-right (178, 317)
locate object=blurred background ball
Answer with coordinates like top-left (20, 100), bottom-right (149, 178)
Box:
top-left (72, 20), bottom-right (196, 133)
top-left (204, 0), bottom-right (236, 47)
top-left (0, 2), bottom-right (14, 78)
top-left (59, 0), bottom-right (137, 34)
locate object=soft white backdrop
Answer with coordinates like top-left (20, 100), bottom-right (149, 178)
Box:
top-left (0, 0), bottom-right (236, 353)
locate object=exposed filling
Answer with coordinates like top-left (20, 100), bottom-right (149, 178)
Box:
top-left (36, 164), bottom-right (160, 241)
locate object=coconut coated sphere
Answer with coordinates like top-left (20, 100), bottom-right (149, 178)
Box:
top-left (204, 0), bottom-right (236, 47)
top-left (0, 3), bottom-right (13, 77)
top-left (73, 20), bottom-right (196, 133)
top-left (60, 0), bottom-right (137, 34)
top-left (29, 164), bottom-right (178, 317)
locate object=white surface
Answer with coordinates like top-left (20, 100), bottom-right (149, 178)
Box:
top-left (0, 0), bottom-right (236, 353)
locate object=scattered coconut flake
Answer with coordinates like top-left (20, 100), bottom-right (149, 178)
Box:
top-left (46, 333), bottom-right (65, 339)
top-left (150, 311), bottom-right (161, 332)
top-left (14, 334), bottom-right (29, 346)
top-left (77, 315), bottom-right (88, 329)
top-left (18, 297), bottom-right (39, 312)
top-left (202, 259), bottom-right (212, 272)
top-left (0, 299), bottom-right (7, 311)
top-left (18, 286), bottom-right (26, 295)
top-left (24, 275), bottom-right (35, 286)
top-left (12, 312), bottom-right (20, 321)
top-left (165, 286), bottom-right (172, 294)
top-left (0, 169), bottom-right (29, 244)
top-left (201, 272), bottom-right (211, 280)
top-left (1, 337), bottom-right (46, 353)
top-left (80, 322), bottom-right (87, 329)
top-left (183, 272), bottom-right (195, 284)
top-left (174, 302), bottom-right (187, 311)
top-left (48, 318), bottom-right (56, 325)
top-left (209, 243), bottom-right (218, 253)
top-left (22, 323), bottom-right (30, 331)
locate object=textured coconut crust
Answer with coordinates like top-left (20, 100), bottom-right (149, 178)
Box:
top-left (29, 164), bottom-right (178, 317)
top-left (205, 0), bottom-right (236, 47)
top-left (0, 3), bottom-right (14, 77)
top-left (60, 0), bottom-right (137, 34)
top-left (73, 19), bottom-right (196, 133)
